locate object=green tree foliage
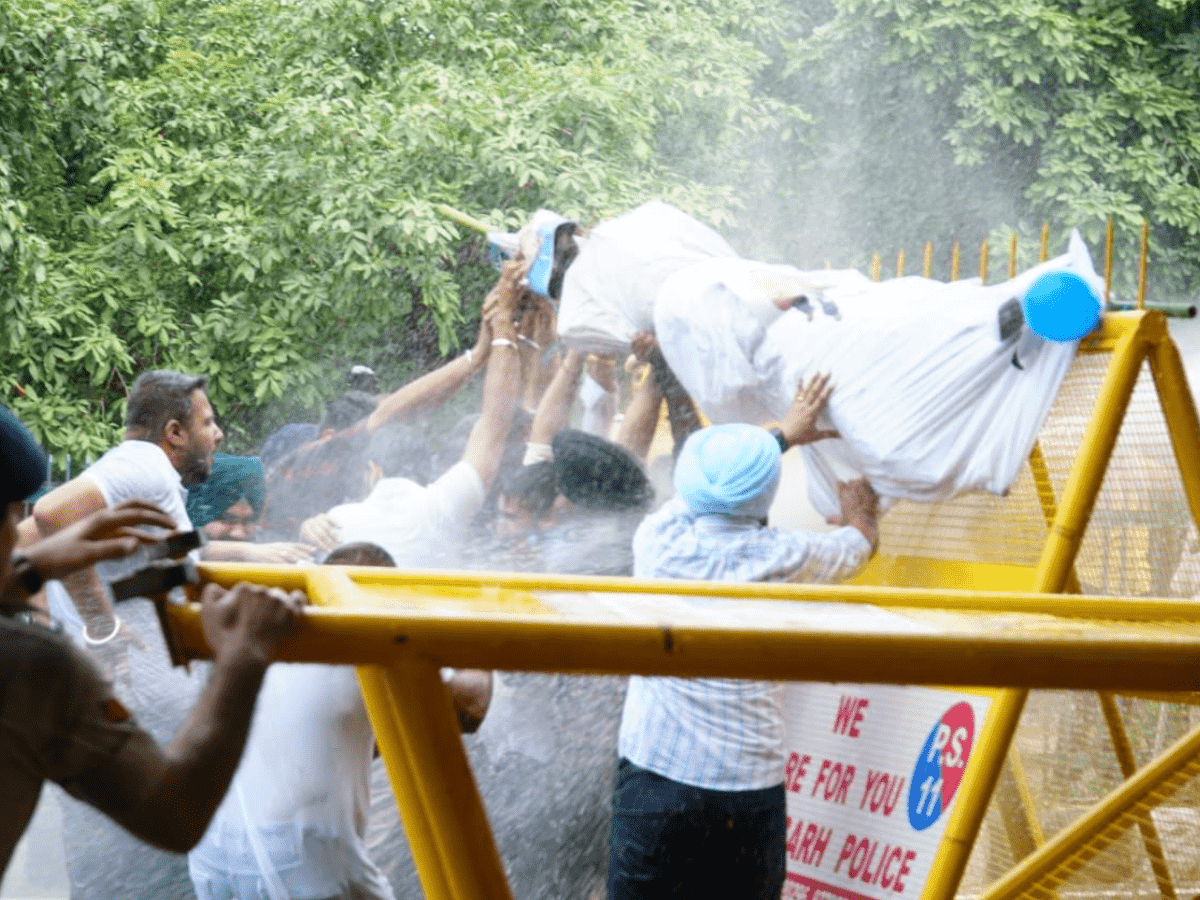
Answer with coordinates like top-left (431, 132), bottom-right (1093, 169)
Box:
top-left (5, 0), bottom-right (1200, 468)
top-left (771, 0), bottom-right (1200, 295)
top-left (1, 0), bottom-right (806, 464)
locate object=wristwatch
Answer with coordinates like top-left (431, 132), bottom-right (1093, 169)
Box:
top-left (9, 553), bottom-right (45, 599)
top-left (768, 427), bottom-right (790, 453)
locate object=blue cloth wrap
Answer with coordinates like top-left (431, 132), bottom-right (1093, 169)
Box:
top-left (674, 424), bottom-right (781, 520)
top-left (186, 454), bottom-right (265, 526)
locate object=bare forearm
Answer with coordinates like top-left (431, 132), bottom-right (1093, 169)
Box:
top-left (529, 350), bottom-right (585, 445)
top-left (462, 338), bottom-right (523, 489)
top-left (847, 515), bottom-right (879, 555)
top-left (618, 369), bottom-right (663, 462)
top-left (120, 651), bottom-right (268, 851)
top-left (61, 568), bottom-right (117, 634)
top-left (366, 353), bottom-right (476, 431)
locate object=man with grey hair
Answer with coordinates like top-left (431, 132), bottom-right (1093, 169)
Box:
top-left (31, 369), bottom-right (311, 900)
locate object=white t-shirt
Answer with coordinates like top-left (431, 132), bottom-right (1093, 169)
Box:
top-left (326, 460), bottom-right (486, 568)
top-left (48, 440), bottom-right (191, 633)
top-left (188, 664), bottom-right (395, 900)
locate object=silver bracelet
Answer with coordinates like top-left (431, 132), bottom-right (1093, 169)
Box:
top-left (518, 334), bottom-right (542, 351)
top-left (83, 615), bottom-right (122, 646)
top-left (462, 348), bottom-right (474, 367)
top-left (491, 338), bottom-right (518, 350)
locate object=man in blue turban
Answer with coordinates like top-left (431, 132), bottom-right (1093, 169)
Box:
top-left (609, 373), bottom-right (880, 900)
top-left (186, 454), bottom-right (266, 542)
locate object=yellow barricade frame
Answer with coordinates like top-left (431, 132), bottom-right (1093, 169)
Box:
top-left (167, 293), bottom-right (1200, 899)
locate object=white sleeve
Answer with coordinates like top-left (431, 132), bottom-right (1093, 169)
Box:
top-left (84, 443), bottom-right (190, 530)
top-left (422, 461), bottom-right (487, 543)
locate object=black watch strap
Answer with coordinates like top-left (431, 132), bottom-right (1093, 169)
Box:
top-left (11, 554), bottom-right (45, 598)
top-left (768, 427), bottom-right (790, 453)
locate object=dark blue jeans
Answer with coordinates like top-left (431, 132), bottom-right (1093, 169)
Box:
top-left (608, 758), bottom-right (786, 900)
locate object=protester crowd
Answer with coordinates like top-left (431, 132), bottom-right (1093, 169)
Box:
top-left (1, 250), bottom-right (880, 900)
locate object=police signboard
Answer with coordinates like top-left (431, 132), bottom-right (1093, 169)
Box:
top-left (781, 685), bottom-right (993, 900)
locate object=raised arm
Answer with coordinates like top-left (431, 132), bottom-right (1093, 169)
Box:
top-left (364, 314), bottom-right (493, 433)
top-left (527, 348), bottom-right (587, 447)
top-left (617, 361), bottom-right (664, 463)
top-left (461, 257), bottom-right (533, 490)
top-left (631, 331), bottom-right (703, 455)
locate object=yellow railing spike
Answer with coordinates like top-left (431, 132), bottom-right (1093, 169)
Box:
top-left (1104, 217), bottom-right (1115, 306)
top-left (1138, 220), bottom-right (1149, 311)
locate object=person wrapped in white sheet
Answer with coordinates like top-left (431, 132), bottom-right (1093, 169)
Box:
top-left (552, 200), bottom-right (738, 356)
top-left (652, 231), bottom-right (1105, 519)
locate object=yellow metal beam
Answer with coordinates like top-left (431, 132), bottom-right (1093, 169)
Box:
top-left (169, 573), bottom-right (1200, 691)
top-left (1098, 692), bottom-right (1179, 900)
top-left (977, 719), bottom-right (1200, 900)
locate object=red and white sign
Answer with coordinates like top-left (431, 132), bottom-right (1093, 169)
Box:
top-left (780, 684), bottom-right (992, 900)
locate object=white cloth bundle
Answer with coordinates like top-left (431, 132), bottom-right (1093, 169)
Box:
top-left (654, 232), bottom-right (1104, 518)
top-left (556, 200), bottom-right (738, 355)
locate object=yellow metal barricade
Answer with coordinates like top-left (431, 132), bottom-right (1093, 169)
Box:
top-left (167, 217), bottom-right (1200, 900)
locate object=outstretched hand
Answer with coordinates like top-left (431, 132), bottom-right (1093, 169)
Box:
top-left (22, 499), bottom-right (178, 580)
top-left (482, 254), bottom-right (535, 325)
top-left (825, 478), bottom-right (880, 553)
top-left (779, 372), bottom-right (839, 447)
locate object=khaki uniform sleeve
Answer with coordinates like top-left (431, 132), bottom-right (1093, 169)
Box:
top-left (19, 629), bottom-right (169, 818)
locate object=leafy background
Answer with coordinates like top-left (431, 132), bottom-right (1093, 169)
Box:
top-left (3, 0), bottom-right (1198, 468)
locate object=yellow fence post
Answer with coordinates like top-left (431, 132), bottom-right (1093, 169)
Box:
top-left (1097, 692), bottom-right (1179, 900)
top-left (1104, 217), bottom-right (1115, 306)
top-left (1139, 220), bottom-right (1149, 311)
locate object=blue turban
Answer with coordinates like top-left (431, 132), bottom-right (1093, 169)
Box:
top-left (1, 404), bottom-right (48, 504)
top-left (186, 454), bottom-right (265, 527)
top-left (674, 424), bottom-right (781, 520)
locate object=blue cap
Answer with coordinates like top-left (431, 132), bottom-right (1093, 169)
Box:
top-left (1023, 271), bottom-right (1101, 343)
top-left (1, 404), bottom-right (49, 504)
top-left (526, 213), bottom-right (570, 298)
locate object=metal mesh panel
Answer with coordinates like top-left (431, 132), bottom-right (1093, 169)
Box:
top-left (964, 729), bottom-right (1200, 899)
top-left (945, 345), bottom-right (1200, 899)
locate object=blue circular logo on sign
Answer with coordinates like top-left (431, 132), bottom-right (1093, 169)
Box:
top-left (907, 702), bottom-right (975, 831)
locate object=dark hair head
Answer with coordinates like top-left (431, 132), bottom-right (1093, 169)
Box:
top-left (347, 365), bottom-right (378, 393)
top-left (551, 429), bottom-right (654, 512)
top-left (323, 541), bottom-right (396, 568)
top-left (125, 370), bottom-right (208, 441)
top-left (500, 460), bottom-right (558, 517)
top-left (320, 391), bottom-right (377, 432)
